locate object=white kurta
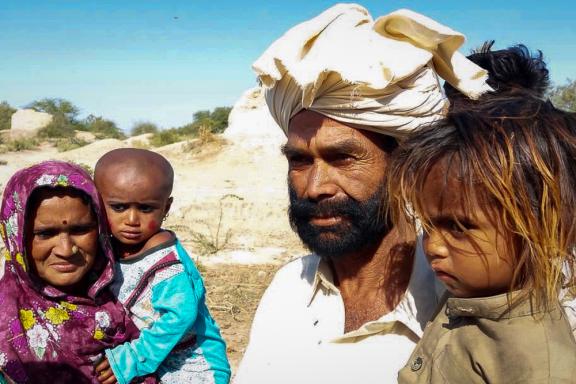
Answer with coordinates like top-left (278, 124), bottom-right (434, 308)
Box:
top-left (234, 243), bottom-right (440, 384)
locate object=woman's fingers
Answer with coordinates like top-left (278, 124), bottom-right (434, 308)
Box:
top-left (95, 358), bottom-right (117, 384)
top-left (94, 357), bottom-right (110, 373)
top-left (98, 367), bottom-right (115, 383)
top-left (101, 372), bottom-right (118, 384)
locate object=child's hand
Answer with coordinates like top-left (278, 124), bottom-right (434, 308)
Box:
top-left (95, 357), bottom-right (118, 384)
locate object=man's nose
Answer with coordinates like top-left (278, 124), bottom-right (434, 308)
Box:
top-left (305, 161), bottom-right (338, 201)
top-left (423, 229), bottom-right (449, 260)
top-left (125, 208), bottom-right (140, 226)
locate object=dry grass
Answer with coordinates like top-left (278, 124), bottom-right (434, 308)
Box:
top-left (201, 263), bottom-right (280, 372)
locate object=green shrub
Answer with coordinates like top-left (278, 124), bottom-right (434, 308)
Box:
top-left (38, 114), bottom-right (77, 138)
top-left (149, 129), bottom-right (183, 147)
top-left (131, 122), bottom-right (159, 136)
top-left (210, 107), bottom-right (232, 133)
top-left (85, 116), bottom-right (125, 139)
top-left (5, 137), bottom-right (38, 152)
top-left (549, 79), bottom-right (576, 112)
top-left (172, 106), bottom-right (232, 138)
top-left (27, 98), bottom-right (79, 120)
top-left (0, 101), bottom-right (16, 131)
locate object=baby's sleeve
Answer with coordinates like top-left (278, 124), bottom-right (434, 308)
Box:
top-left (105, 265), bottom-right (200, 384)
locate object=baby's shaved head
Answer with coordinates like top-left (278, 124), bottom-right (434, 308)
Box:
top-left (94, 148), bottom-right (174, 198)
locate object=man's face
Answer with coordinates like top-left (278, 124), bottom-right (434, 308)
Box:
top-left (283, 110), bottom-right (391, 258)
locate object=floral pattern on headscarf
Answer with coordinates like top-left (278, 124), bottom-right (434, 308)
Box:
top-left (0, 161), bottom-right (141, 384)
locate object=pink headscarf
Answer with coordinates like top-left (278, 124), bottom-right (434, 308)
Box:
top-left (0, 161), bottom-right (140, 383)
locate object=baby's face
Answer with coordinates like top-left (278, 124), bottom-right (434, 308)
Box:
top-left (420, 160), bottom-right (515, 298)
top-left (97, 169), bottom-right (171, 247)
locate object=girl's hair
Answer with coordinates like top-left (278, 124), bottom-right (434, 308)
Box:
top-left (389, 93), bottom-right (576, 304)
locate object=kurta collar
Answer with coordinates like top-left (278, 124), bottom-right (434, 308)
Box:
top-left (306, 253), bottom-right (426, 342)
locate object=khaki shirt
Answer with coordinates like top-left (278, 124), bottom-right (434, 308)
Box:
top-left (234, 246), bottom-right (440, 384)
top-left (399, 293), bottom-right (576, 383)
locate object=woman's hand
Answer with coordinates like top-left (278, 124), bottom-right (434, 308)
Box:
top-left (95, 357), bottom-right (118, 384)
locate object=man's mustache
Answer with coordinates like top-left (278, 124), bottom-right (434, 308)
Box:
top-left (288, 196), bottom-right (361, 222)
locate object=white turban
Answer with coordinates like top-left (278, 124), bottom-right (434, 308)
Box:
top-left (252, 4), bottom-right (492, 139)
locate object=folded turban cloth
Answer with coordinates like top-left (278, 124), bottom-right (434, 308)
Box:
top-left (252, 4), bottom-right (492, 139)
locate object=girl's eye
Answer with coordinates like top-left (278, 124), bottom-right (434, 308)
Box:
top-left (448, 221), bottom-right (465, 233)
top-left (446, 219), bottom-right (477, 238)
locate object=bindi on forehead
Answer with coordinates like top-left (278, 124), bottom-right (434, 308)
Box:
top-left (63, 220), bottom-right (67, 225)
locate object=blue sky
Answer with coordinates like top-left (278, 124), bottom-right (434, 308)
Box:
top-left (0, 1), bottom-right (574, 131)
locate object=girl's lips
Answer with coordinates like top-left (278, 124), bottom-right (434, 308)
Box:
top-left (431, 266), bottom-right (458, 282)
top-left (120, 231), bottom-right (141, 239)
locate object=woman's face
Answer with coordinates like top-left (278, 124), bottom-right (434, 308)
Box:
top-left (26, 189), bottom-right (99, 291)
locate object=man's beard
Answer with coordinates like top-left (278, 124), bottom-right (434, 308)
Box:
top-left (288, 182), bottom-right (390, 259)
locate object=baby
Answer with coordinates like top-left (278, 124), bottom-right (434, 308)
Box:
top-left (389, 95), bottom-right (576, 383)
top-left (93, 148), bottom-right (230, 384)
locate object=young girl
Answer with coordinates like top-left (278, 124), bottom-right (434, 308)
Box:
top-left (389, 94), bottom-right (576, 383)
top-left (93, 148), bottom-right (230, 384)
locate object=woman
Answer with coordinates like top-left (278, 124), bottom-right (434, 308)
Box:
top-left (0, 161), bottom-right (152, 383)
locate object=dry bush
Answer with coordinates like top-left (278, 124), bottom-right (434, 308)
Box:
top-left (201, 263), bottom-right (280, 371)
top-left (0, 137), bottom-right (39, 153)
top-left (130, 139), bottom-right (150, 149)
top-left (169, 194), bottom-right (243, 257)
top-left (55, 137), bottom-right (89, 152)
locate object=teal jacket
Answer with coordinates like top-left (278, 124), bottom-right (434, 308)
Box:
top-left (106, 239), bottom-right (230, 384)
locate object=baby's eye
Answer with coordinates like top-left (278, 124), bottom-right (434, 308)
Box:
top-left (138, 205), bottom-right (155, 213)
top-left (109, 204), bottom-right (127, 212)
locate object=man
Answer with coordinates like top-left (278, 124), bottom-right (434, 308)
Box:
top-left (234, 4), bottom-right (489, 383)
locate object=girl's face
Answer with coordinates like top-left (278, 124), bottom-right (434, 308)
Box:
top-left (26, 189), bottom-right (98, 292)
top-left (420, 160), bottom-right (516, 298)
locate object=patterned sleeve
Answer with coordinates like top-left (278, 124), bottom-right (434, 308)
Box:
top-left (105, 264), bottom-right (200, 384)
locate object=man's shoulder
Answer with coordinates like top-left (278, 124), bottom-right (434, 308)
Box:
top-left (260, 254), bottom-right (321, 303)
top-left (272, 253), bottom-right (320, 285)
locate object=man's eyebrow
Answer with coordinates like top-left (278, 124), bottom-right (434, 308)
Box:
top-left (281, 139), bottom-right (365, 157)
top-left (281, 144), bottom-right (307, 157)
top-left (321, 139), bottom-right (366, 155)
